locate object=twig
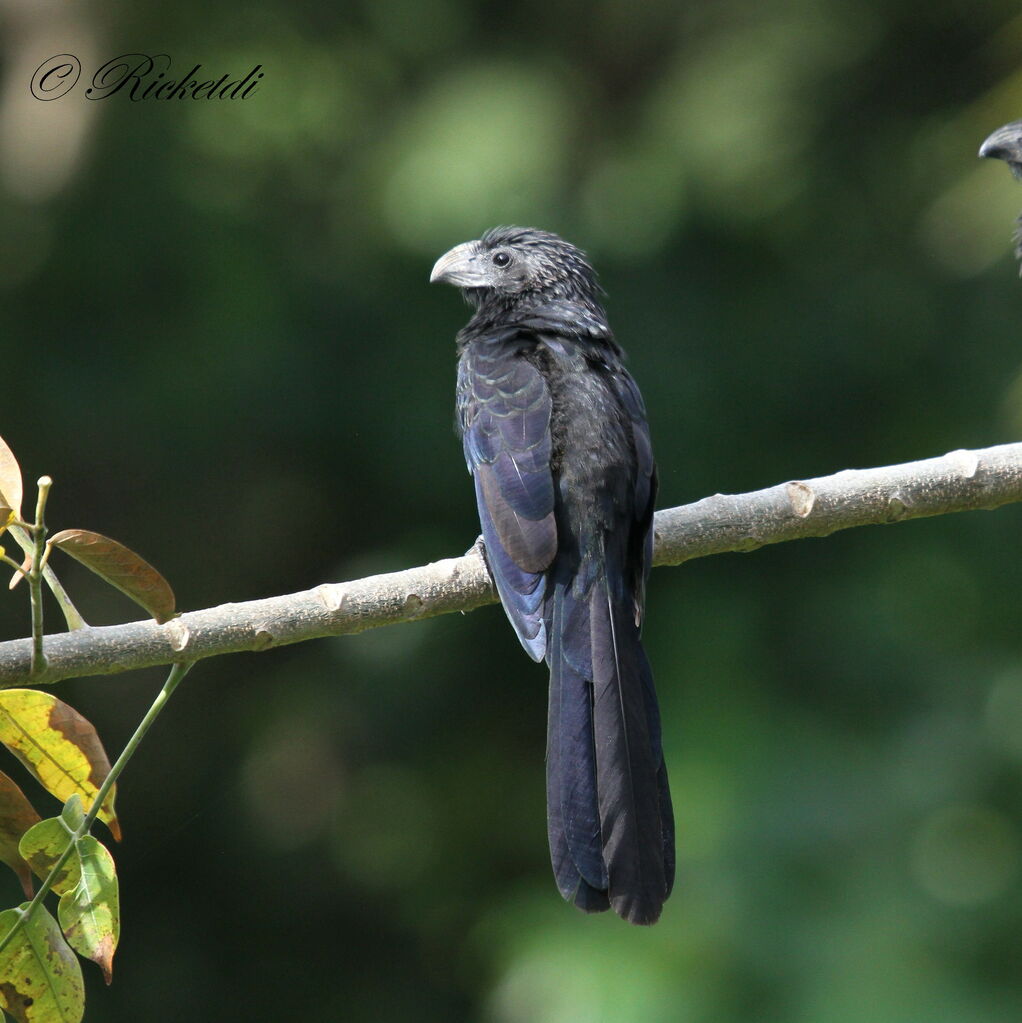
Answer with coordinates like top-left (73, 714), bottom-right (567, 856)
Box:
top-left (0, 442), bottom-right (1019, 687)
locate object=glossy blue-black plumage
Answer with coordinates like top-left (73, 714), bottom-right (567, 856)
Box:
top-left (435, 227), bottom-right (674, 924)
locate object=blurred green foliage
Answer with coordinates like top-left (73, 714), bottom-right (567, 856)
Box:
top-left (3, 0), bottom-right (1022, 1019)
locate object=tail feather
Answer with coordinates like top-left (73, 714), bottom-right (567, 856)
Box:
top-left (656, 760), bottom-right (676, 900)
top-left (591, 581), bottom-right (670, 924)
top-left (547, 585), bottom-right (608, 907)
top-left (545, 570), bottom-right (673, 925)
top-left (636, 642), bottom-right (676, 899)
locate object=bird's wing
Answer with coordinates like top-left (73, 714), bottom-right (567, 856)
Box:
top-left (608, 368), bottom-right (658, 622)
top-left (459, 341), bottom-right (557, 661)
top-left (604, 366), bottom-right (675, 914)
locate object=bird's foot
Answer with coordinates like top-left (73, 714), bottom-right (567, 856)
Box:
top-left (465, 534), bottom-right (496, 581)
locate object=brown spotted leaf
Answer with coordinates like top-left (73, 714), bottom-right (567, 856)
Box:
top-left (0, 691), bottom-right (119, 840)
top-left (49, 529), bottom-right (176, 624)
top-left (0, 771), bottom-right (41, 898)
top-left (17, 809), bottom-right (120, 984)
top-left (19, 816), bottom-right (80, 896)
top-left (57, 836), bottom-right (119, 984)
top-left (0, 434), bottom-right (22, 522)
top-left (0, 903), bottom-right (84, 1023)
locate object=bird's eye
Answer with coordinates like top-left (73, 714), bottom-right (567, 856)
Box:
top-left (491, 251), bottom-right (512, 268)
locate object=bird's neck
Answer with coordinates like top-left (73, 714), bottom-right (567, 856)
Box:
top-left (459, 289), bottom-right (612, 345)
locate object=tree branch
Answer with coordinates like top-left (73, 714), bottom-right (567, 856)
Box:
top-left (1, 441), bottom-right (1020, 687)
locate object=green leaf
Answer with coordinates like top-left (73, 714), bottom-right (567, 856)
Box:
top-left (0, 773), bottom-right (40, 899)
top-left (0, 692), bottom-right (119, 840)
top-left (0, 904), bottom-right (84, 1023)
top-left (18, 819), bottom-right (79, 896)
top-left (57, 837), bottom-right (118, 985)
top-left (17, 820), bottom-right (120, 985)
top-left (48, 530), bottom-right (176, 624)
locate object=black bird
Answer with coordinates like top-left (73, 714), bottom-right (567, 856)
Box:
top-left (431, 227), bottom-right (674, 924)
top-left (980, 120), bottom-right (1022, 260)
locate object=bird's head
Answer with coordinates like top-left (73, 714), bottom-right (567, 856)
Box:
top-left (430, 227), bottom-right (603, 313)
top-left (980, 120), bottom-right (1022, 179)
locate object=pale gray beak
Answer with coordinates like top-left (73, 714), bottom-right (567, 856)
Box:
top-left (980, 121), bottom-right (1022, 176)
top-left (430, 240), bottom-right (487, 286)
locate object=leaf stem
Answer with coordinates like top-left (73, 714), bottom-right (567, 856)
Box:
top-left (9, 524), bottom-right (86, 631)
top-left (0, 553), bottom-right (27, 578)
top-left (84, 660), bottom-right (194, 834)
top-left (27, 478), bottom-right (52, 678)
top-left (0, 660), bottom-right (194, 956)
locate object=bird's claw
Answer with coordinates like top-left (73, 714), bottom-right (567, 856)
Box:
top-left (465, 534), bottom-right (495, 581)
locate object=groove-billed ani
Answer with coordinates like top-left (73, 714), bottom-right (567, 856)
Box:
top-left (431, 227), bottom-right (674, 925)
top-left (980, 120), bottom-right (1022, 260)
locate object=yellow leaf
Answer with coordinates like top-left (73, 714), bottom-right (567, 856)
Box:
top-left (0, 691), bottom-right (119, 840)
top-left (49, 529), bottom-right (176, 624)
top-left (0, 435), bottom-right (22, 522)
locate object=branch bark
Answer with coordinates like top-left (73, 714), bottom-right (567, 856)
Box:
top-left (1, 441), bottom-right (1020, 686)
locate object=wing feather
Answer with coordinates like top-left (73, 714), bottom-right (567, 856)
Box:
top-left (459, 342), bottom-right (557, 661)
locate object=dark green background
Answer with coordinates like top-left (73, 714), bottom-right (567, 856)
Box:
top-left (3, 2), bottom-right (1022, 1019)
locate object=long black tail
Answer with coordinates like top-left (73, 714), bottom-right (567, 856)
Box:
top-left (545, 569), bottom-right (674, 924)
